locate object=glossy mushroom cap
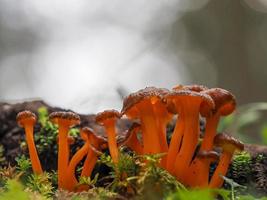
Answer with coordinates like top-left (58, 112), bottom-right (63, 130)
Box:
top-left (173, 84), bottom-right (208, 92)
top-left (202, 88), bottom-right (236, 116)
top-left (121, 87), bottom-right (169, 116)
top-left (95, 110), bottom-right (121, 125)
top-left (49, 112), bottom-right (80, 127)
top-left (213, 133), bottom-right (244, 153)
top-left (197, 150), bottom-right (220, 163)
top-left (17, 111), bottom-right (37, 127)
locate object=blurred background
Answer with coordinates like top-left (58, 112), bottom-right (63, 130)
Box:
top-left (0, 0), bottom-right (267, 143)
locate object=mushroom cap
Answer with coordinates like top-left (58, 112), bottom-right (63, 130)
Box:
top-left (173, 84), bottom-right (208, 92)
top-left (202, 88), bottom-right (236, 116)
top-left (164, 90), bottom-right (215, 116)
top-left (213, 133), bottom-right (244, 153)
top-left (95, 110), bottom-right (121, 125)
top-left (81, 127), bottom-right (107, 149)
top-left (49, 111), bottom-right (80, 127)
top-left (16, 110), bottom-right (37, 127)
top-left (119, 122), bottom-right (141, 145)
top-left (121, 87), bottom-right (170, 115)
top-left (197, 150), bottom-right (219, 163)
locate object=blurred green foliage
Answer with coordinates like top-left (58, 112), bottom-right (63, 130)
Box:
top-left (218, 102), bottom-right (267, 145)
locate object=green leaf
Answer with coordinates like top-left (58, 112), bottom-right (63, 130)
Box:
top-left (0, 180), bottom-right (29, 200)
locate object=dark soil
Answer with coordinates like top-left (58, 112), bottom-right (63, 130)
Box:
top-left (0, 100), bottom-right (132, 168)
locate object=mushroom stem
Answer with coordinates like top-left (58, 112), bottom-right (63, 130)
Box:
top-left (122, 126), bottom-right (143, 154)
top-left (166, 111), bottom-right (185, 174)
top-left (105, 120), bottom-right (119, 164)
top-left (67, 143), bottom-right (90, 191)
top-left (186, 159), bottom-right (209, 187)
top-left (139, 102), bottom-right (161, 155)
top-left (58, 124), bottom-right (70, 189)
top-left (24, 125), bottom-right (43, 174)
top-left (209, 152), bottom-right (232, 188)
top-left (200, 114), bottom-right (220, 151)
top-left (174, 100), bottom-right (200, 182)
top-left (81, 149), bottom-right (98, 177)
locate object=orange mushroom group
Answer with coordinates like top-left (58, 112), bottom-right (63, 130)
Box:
top-left (16, 84), bottom-right (244, 191)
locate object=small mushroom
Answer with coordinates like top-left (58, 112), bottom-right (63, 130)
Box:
top-left (200, 88), bottom-right (236, 151)
top-left (81, 127), bottom-right (107, 178)
top-left (185, 150), bottom-right (219, 187)
top-left (16, 111), bottom-right (43, 174)
top-left (95, 110), bottom-right (121, 164)
top-left (66, 128), bottom-right (92, 191)
top-left (209, 133), bottom-right (244, 188)
top-left (120, 122), bottom-right (143, 154)
top-left (49, 111), bottom-right (80, 189)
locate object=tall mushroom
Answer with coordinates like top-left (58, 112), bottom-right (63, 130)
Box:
top-left (121, 87), bottom-right (170, 166)
top-left (16, 111), bottom-right (43, 174)
top-left (209, 133), bottom-right (244, 188)
top-left (164, 90), bottom-right (214, 182)
top-left (95, 110), bottom-right (121, 164)
top-left (49, 111), bottom-right (80, 189)
top-left (185, 88), bottom-right (236, 187)
top-left (165, 85), bottom-right (209, 174)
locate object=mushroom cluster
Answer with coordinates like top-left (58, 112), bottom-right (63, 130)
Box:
top-left (16, 84), bottom-right (244, 191)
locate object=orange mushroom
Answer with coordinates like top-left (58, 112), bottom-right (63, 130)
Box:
top-left (164, 90), bottom-right (214, 182)
top-left (185, 88), bottom-right (236, 187)
top-left (66, 128), bottom-right (92, 191)
top-left (121, 87), bottom-right (170, 162)
top-left (57, 135), bottom-right (75, 145)
top-left (16, 111), bottom-right (43, 174)
top-left (209, 133), bottom-right (244, 188)
top-left (120, 122), bottom-right (143, 154)
top-left (165, 85), bottom-right (209, 174)
top-left (184, 150), bottom-right (219, 187)
top-left (200, 88), bottom-right (236, 151)
top-left (95, 110), bottom-right (121, 164)
top-left (81, 127), bottom-right (107, 178)
top-left (49, 111), bottom-right (80, 189)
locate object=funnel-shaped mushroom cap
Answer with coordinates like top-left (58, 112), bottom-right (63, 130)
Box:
top-left (17, 111), bottom-right (37, 127)
top-left (121, 87), bottom-right (169, 116)
top-left (201, 88), bottom-right (236, 116)
top-left (81, 127), bottom-right (107, 148)
top-left (125, 122), bottom-right (141, 139)
top-left (49, 112), bottom-right (80, 127)
top-left (197, 150), bottom-right (220, 163)
top-left (165, 90), bottom-right (215, 113)
top-left (214, 133), bottom-right (244, 153)
top-left (173, 84), bottom-right (208, 92)
top-left (95, 110), bottom-right (121, 125)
